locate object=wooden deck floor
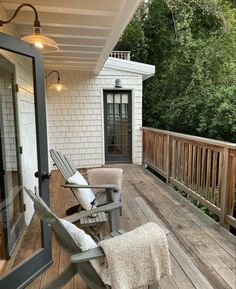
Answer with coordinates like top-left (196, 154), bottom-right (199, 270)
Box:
top-left (27, 164), bottom-right (236, 289)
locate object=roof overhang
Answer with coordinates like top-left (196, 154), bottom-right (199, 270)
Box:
top-left (1, 0), bottom-right (142, 73)
top-left (104, 57), bottom-right (155, 81)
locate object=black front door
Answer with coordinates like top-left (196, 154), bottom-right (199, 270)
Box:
top-left (0, 56), bottom-right (25, 260)
top-left (104, 90), bottom-right (132, 162)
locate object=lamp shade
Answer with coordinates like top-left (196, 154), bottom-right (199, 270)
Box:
top-left (115, 79), bottom-right (122, 88)
top-left (49, 83), bottom-right (67, 91)
top-left (21, 28), bottom-right (59, 53)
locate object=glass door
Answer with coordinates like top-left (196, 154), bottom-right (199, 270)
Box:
top-left (0, 33), bottom-right (51, 289)
top-left (0, 57), bottom-right (24, 260)
top-left (104, 90), bottom-right (132, 162)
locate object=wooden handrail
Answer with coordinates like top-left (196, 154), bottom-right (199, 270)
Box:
top-left (142, 127), bottom-right (236, 229)
top-left (142, 127), bottom-right (236, 150)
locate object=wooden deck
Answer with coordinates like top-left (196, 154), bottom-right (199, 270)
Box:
top-left (27, 164), bottom-right (236, 289)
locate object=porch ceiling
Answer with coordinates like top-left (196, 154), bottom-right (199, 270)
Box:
top-left (1, 0), bottom-right (141, 73)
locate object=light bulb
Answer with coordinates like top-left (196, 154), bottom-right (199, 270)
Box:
top-left (34, 42), bottom-right (43, 49)
top-left (49, 82), bottom-right (67, 91)
top-left (56, 84), bottom-right (62, 91)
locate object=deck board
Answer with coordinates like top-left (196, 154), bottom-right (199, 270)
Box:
top-left (25, 164), bottom-right (235, 289)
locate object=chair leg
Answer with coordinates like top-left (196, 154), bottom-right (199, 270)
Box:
top-left (148, 282), bottom-right (159, 289)
top-left (42, 263), bottom-right (77, 289)
top-left (106, 189), bottom-right (121, 231)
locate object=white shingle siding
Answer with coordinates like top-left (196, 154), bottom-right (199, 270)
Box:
top-left (47, 67), bottom-right (143, 169)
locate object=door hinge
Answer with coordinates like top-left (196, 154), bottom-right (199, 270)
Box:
top-left (19, 146), bottom-right (23, 154)
top-left (23, 203), bottom-right (26, 211)
top-left (15, 83), bottom-right (19, 93)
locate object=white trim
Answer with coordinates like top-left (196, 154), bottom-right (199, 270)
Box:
top-left (131, 88), bottom-right (135, 164)
top-left (104, 57), bottom-right (155, 80)
top-left (100, 87), bottom-right (105, 165)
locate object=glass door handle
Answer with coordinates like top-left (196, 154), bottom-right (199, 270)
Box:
top-left (34, 171), bottom-right (51, 179)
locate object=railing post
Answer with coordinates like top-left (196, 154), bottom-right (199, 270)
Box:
top-left (166, 134), bottom-right (171, 184)
top-left (220, 148), bottom-right (229, 225)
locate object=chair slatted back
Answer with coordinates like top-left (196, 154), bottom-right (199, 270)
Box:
top-left (24, 187), bottom-right (80, 253)
top-left (24, 188), bottom-right (106, 288)
top-left (50, 149), bottom-right (76, 180)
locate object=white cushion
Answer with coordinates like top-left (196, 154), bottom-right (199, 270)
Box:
top-left (67, 171), bottom-right (96, 210)
top-left (60, 219), bottom-right (97, 251)
top-left (60, 219), bottom-right (110, 283)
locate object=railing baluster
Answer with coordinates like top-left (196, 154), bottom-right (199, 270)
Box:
top-left (201, 148), bottom-right (206, 197)
top-left (218, 151), bottom-right (223, 208)
top-left (211, 151), bottom-right (218, 204)
top-left (110, 51), bottom-right (131, 60)
top-left (192, 145), bottom-right (196, 190)
top-left (188, 144), bottom-right (192, 188)
top-left (206, 149), bottom-right (212, 200)
top-left (220, 148), bottom-right (229, 225)
top-left (196, 146), bottom-right (201, 195)
top-left (228, 152), bottom-right (235, 216)
top-left (166, 135), bottom-right (171, 184)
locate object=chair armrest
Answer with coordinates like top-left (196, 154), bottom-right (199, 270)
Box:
top-left (62, 183), bottom-right (117, 190)
top-left (71, 247), bottom-right (104, 263)
top-left (63, 202), bottom-right (122, 223)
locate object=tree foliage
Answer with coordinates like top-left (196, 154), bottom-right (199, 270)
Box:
top-left (115, 0), bottom-right (236, 143)
top-left (115, 2), bottom-right (148, 62)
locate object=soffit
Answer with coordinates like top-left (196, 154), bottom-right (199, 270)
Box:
top-left (1, 0), bottom-right (141, 73)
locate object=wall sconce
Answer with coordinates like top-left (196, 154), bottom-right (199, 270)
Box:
top-left (45, 70), bottom-right (67, 92)
top-left (0, 3), bottom-right (59, 53)
top-left (115, 79), bottom-right (122, 88)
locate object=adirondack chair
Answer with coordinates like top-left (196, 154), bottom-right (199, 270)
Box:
top-left (50, 149), bottom-right (122, 233)
top-left (24, 187), bottom-right (159, 289)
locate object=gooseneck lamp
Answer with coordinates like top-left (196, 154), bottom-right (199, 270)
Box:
top-left (45, 70), bottom-right (67, 92)
top-left (0, 3), bottom-right (59, 53)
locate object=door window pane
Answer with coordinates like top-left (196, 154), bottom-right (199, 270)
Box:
top-left (114, 94), bottom-right (121, 104)
top-left (107, 94), bottom-right (113, 103)
top-left (107, 103), bottom-right (113, 115)
top-left (114, 104), bottom-right (120, 116)
top-left (122, 94), bottom-right (128, 104)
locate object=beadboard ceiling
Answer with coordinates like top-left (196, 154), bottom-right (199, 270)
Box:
top-left (1, 0), bottom-right (141, 73)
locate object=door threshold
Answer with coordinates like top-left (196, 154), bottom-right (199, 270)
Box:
top-left (105, 161), bottom-right (132, 164)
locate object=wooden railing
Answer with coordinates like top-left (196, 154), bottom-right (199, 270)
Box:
top-left (110, 51), bottom-right (131, 60)
top-left (142, 127), bottom-right (236, 228)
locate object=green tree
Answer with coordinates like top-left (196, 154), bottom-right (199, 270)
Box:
top-left (114, 2), bottom-right (148, 62)
top-left (143, 0), bottom-right (236, 142)
top-left (115, 0), bottom-right (236, 143)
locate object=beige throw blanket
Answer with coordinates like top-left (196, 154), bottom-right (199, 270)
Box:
top-left (99, 222), bottom-right (171, 289)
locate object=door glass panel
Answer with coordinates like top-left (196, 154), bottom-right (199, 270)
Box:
top-left (122, 94), bottom-right (128, 104)
top-left (114, 93), bottom-right (120, 104)
top-left (107, 103), bottom-right (113, 115)
top-left (0, 51), bottom-right (41, 276)
top-left (107, 94), bottom-right (113, 103)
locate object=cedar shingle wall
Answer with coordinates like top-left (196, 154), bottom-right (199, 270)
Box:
top-left (46, 67), bottom-right (143, 169)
